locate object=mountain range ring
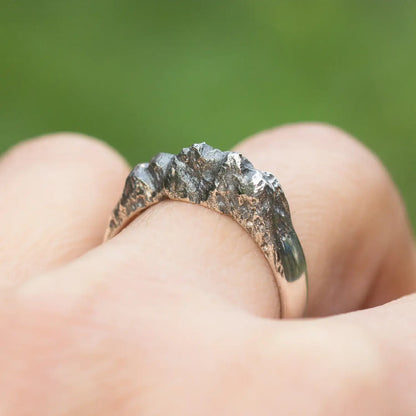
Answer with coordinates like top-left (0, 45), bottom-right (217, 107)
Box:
top-left (104, 143), bottom-right (308, 318)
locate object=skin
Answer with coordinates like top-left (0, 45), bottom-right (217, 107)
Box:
top-left (0, 122), bottom-right (415, 415)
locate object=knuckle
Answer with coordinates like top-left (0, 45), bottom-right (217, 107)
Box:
top-left (242, 121), bottom-right (394, 207)
top-left (242, 121), bottom-right (354, 149)
top-left (266, 121), bottom-right (355, 146)
top-left (1, 132), bottom-right (127, 171)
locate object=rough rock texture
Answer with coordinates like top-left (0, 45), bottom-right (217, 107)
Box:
top-left (105, 143), bottom-right (307, 292)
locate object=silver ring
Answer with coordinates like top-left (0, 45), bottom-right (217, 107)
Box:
top-left (104, 143), bottom-right (308, 318)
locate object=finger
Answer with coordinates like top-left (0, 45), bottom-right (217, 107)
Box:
top-left (12, 246), bottom-right (416, 414)
top-left (0, 133), bottom-right (130, 286)
top-left (18, 123), bottom-right (416, 319)
top-left (9, 241), bottom-right (416, 414)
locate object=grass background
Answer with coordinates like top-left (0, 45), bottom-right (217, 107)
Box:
top-left (0, 0), bottom-right (415, 227)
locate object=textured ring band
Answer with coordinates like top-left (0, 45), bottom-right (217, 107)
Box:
top-left (104, 143), bottom-right (308, 318)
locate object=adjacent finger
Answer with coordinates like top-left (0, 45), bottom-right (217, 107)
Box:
top-left (235, 123), bottom-right (416, 315)
top-left (0, 133), bottom-right (130, 286)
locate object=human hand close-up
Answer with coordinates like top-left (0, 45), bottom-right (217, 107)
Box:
top-left (0, 123), bottom-right (415, 415)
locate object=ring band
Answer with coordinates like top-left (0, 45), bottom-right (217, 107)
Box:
top-left (104, 143), bottom-right (308, 318)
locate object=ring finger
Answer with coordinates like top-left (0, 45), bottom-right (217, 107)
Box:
top-left (21, 123), bottom-right (416, 318)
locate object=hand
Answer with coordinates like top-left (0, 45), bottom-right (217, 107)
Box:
top-left (0, 123), bottom-right (415, 415)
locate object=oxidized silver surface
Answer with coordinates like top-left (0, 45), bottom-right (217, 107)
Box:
top-left (104, 143), bottom-right (307, 318)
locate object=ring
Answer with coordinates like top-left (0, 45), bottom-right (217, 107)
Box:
top-left (104, 143), bottom-right (308, 318)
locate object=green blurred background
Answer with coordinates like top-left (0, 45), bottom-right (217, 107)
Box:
top-left (1, 0), bottom-right (415, 227)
